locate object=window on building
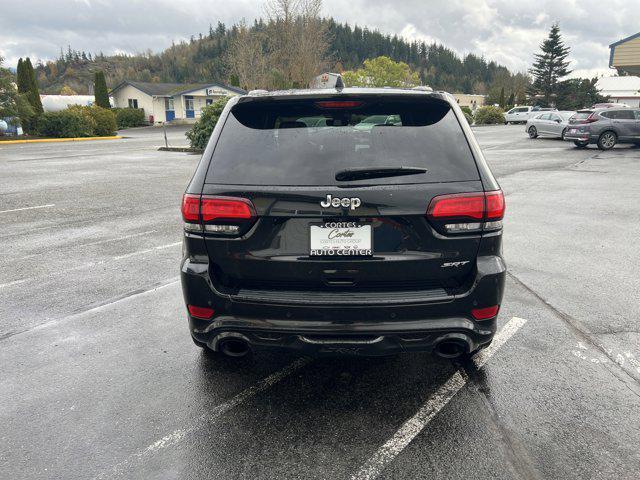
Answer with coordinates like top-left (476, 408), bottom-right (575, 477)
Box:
top-left (128, 99), bottom-right (138, 109)
top-left (185, 97), bottom-right (194, 111)
top-left (165, 98), bottom-right (174, 110)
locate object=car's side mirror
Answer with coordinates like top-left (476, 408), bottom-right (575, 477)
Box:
top-left (555, 119), bottom-right (561, 123)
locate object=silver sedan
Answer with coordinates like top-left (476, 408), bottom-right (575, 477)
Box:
top-left (525, 111), bottom-right (576, 139)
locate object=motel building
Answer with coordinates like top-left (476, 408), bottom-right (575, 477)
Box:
top-left (110, 81), bottom-right (245, 124)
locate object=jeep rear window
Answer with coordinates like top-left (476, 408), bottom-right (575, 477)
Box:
top-left (205, 97), bottom-right (479, 186)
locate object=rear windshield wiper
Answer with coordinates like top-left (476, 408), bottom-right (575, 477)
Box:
top-left (335, 166), bottom-right (428, 182)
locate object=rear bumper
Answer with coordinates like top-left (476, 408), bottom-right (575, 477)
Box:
top-left (564, 132), bottom-right (596, 143)
top-left (191, 316), bottom-right (496, 356)
top-left (180, 254), bottom-right (506, 356)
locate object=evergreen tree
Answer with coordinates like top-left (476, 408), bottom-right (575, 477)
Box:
top-left (507, 92), bottom-right (515, 107)
top-left (499, 87), bottom-right (505, 108)
top-left (528, 23), bottom-right (571, 106)
top-left (23, 58), bottom-right (43, 115)
top-left (555, 78), bottom-right (608, 110)
top-left (93, 70), bottom-right (110, 108)
top-left (16, 58), bottom-right (29, 94)
top-left (0, 57), bottom-right (34, 130)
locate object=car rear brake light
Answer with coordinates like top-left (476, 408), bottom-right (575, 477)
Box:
top-left (181, 194), bottom-right (200, 223)
top-left (315, 100), bottom-right (363, 109)
top-left (201, 197), bottom-right (254, 222)
top-left (428, 193), bottom-right (485, 220)
top-left (427, 190), bottom-right (505, 233)
top-left (181, 194), bottom-right (256, 235)
top-left (471, 305), bottom-right (500, 320)
top-left (188, 305), bottom-right (215, 319)
top-left (485, 191), bottom-right (505, 220)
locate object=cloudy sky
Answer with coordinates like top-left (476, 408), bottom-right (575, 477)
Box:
top-left (1, 0), bottom-right (639, 78)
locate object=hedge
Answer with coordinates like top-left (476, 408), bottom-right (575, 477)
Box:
top-left (37, 110), bottom-right (94, 138)
top-left (113, 108), bottom-right (146, 129)
top-left (87, 106), bottom-right (117, 136)
top-left (36, 105), bottom-right (116, 138)
top-left (474, 106), bottom-right (505, 125)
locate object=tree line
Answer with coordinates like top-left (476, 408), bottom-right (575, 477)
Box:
top-left (32, 2), bottom-right (525, 98)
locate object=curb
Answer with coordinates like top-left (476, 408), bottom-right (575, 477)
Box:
top-left (158, 146), bottom-right (203, 154)
top-left (0, 136), bottom-right (122, 145)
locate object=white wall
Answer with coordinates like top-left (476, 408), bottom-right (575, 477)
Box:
top-left (111, 85), bottom-right (156, 123)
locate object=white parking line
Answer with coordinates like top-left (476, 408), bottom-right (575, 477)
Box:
top-left (0, 203), bottom-right (55, 214)
top-left (94, 357), bottom-right (312, 479)
top-left (0, 241), bottom-right (181, 289)
top-left (350, 316), bottom-right (528, 480)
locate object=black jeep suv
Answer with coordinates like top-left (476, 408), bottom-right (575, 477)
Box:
top-left (180, 87), bottom-right (505, 359)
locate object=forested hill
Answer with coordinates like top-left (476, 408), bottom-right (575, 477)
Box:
top-left (34, 19), bottom-right (525, 97)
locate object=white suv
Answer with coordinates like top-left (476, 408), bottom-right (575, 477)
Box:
top-left (504, 106), bottom-right (533, 124)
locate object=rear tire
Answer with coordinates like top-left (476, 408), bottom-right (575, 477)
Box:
top-left (528, 126), bottom-right (538, 138)
top-left (597, 131), bottom-right (617, 150)
top-left (573, 140), bottom-right (588, 148)
top-left (561, 128), bottom-right (567, 140)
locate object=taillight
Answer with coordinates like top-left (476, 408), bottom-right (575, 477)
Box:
top-left (181, 194), bottom-right (200, 223)
top-left (181, 194), bottom-right (256, 235)
top-left (427, 193), bottom-right (485, 220)
top-left (485, 191), bottom-right (505, 220)
top-left (471, 305), bottom-right (500, 320)
top-left (188, 305), bottom-right (215, 319)
top-left (427, 190), bottom-right (505, 234)
top-left (201, 197), bottom-right (253, 222)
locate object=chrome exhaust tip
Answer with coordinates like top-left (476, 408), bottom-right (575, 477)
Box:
top-left (433, 334), bottom-right (472, 359)
top-left (212, 332), bottom-right (252, 358)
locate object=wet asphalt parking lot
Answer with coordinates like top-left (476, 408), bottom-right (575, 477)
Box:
top-left (1, 124), bottom-right (640, 479)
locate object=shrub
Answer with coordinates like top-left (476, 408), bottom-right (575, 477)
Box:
top-left (474, 106), bottom-right (505, 125)
top-left (114, 107), bottom-right (146, 129)
top-left (460, 106), bottom-right (473, 116)
top-left (463, 111), bottom-right (474, 125)
top-left (186, 97), bottom-right (230, 149)
top-left (37, 109), bottom-right (95, 138)
top-left (87, 106), bottom-right (117, 136)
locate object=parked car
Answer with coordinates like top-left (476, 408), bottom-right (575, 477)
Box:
top-left (592, 102), bottom-right (630, 109)
top-left (505, 106), bottom-right (556, 124)
top-left (531, 107), bottom-right (556, 112)
top-left (564, 107), bottom-right (640, 149)
top-left (504, 106), bottom-right (533, 124)
top-left (526, 111), bottom-right (575, 139)
top-left (181, 87), bottom-right (506, 360)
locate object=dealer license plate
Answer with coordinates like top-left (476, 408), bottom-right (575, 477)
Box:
top-left (309, 222), bottom-right (372, 256)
